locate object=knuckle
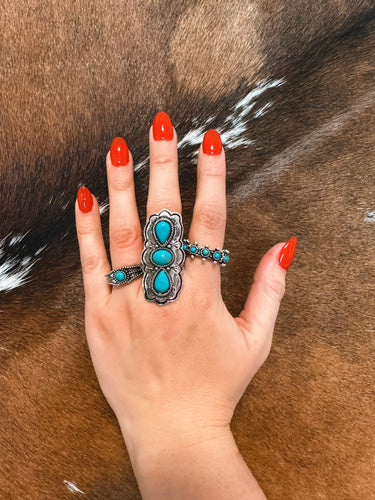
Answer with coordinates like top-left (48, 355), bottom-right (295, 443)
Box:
top-left (263, 276), bottom-right (286, 302)
top-left (152, 156), bottom-right (176, 169)
top-left (199, 162), bottom-right (224, 178)
top-left (76, 223), bottom-right (93, 237)
top-left (111, 225), bottom-right (141, 250)
top-left (147, 197), bottom-right (181, 216)
top-left (195, 203), bottom-right (225, 232)
top-left (81, 253), bottom-right (106, 274)
top-left (111, 173), bottom-right (134, 192)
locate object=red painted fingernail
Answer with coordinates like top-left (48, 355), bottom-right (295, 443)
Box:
top-left (110, 137), bottom-right (129, 166)
top-left (278, 236), bottom-right (297, 270)
top-left (77, 186), bottom-right (93, 213)
top-left (152, 111), bottom-right (174, 141)
top-left (202, 129), bottom-right (222, 155)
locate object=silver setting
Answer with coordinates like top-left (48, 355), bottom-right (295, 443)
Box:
top-left (142, 209), bottom-right (185, 305)
top-left (183, 239), bottom-right (230, 266)
top-left (105, 264), bottom-right (143, 285)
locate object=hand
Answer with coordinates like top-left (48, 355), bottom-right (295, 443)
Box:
top-left (75, 112), bottom-right (296, 497)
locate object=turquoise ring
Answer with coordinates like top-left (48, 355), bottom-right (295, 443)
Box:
top-left (183, 239), bottom-right (230, 266)
top-left (142, 209), bottom-right (185, 305)
top-left (105, 264), bottom-right (143, 285)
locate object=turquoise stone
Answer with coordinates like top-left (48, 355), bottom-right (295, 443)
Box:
top-left (190, 246), bottom-right (197, 253)
top-left (154, 270), bottom-right (170, 293)
top-left (202, 248), bottom-right (209, 256)
top-left (115, 271), bottom-right (125, 281)
top-left (214, 252), bottom-right (221, 259)
top-left (183, 244), bottom-right (187, 250)
top-left (224, 255), bottom-right (229, 262)
top-left (155, 220), bottom-right (171, 244)
top-left (152, 249), bottom-right (172, 266)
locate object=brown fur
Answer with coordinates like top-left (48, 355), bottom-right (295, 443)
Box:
top-left (1, 1), bottom-right (375, 498)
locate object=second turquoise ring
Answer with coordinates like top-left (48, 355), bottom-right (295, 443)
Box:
top-left (183, 239), bottom-right (230, 266)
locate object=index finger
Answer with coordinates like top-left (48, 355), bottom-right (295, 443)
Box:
top-left (75, 186), bottom-right (111, 306)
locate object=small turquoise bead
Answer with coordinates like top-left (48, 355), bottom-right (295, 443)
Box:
top-left (115, 271), bottom-right (125, 281)
top-left (155, 220), bottom-right (171, 244)
top-left (202, 248), bottom-right (210, 256)
top-left (154, 269), bottom-right (170, 293)
top-left (214, 252), bottom-right (221, 259)
top-left (190, 246), bottom-right (197, 253)
top-left (224, 255), bottom-right (229, 262)
top-left (152, 249), bottom-right (172, 266)
top-left (183, 244), bottom-right (187, 250)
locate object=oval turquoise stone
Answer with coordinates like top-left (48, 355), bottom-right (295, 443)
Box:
top-left (155, 220), bottom-right (171, 244)
top-left (224, 255), bottom-right (230, 262)
top-left (154, 270), bottom-right (170, 293)
top-left (214, 252), bottom-right (221, 259)
top-left (202, 248), bottom-right (209, 256)
top-left (183, 244), bottom-right (187, 250)
top-left (190, 246), bottom-right (197, 253)
top-left (152, 249), bottom-right (172, 266)
top-left (115, 271), bottom-right (125, 281)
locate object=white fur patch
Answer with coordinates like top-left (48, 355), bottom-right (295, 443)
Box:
top-left (177, 77), bottom-right (285, 151)
top-left (0, 232), bottom-right (47, 293)
top-left (63, 480), bottom-right (85, 494)
top-left (363, 210), bottom-right (375, 223)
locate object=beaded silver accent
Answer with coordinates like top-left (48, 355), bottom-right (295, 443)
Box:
top-left (183, 239), bottom-right (230, 266)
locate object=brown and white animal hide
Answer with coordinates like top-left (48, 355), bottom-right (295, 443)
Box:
top-left (1, 1), bottom-right (374, 498)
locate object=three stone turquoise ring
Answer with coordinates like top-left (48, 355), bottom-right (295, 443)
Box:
top-left (141, 208), bottom-right (185, 305)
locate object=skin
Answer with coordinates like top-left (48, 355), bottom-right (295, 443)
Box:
top-left (74, 123), bottom-right (291, 498)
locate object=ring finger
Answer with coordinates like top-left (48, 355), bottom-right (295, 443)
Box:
top-left (187, 129), bottom-right (226, 288)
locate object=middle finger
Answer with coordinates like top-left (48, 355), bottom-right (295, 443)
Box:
top-left (146, 111), bottom-right (182, 218)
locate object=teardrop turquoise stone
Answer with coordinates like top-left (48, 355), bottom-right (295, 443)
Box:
top-left (154, 270), bottom-right (170, 293)
top-left (152, 249), bottom-right (172, 266)
top-left (155, 221), bottom-right (171, 244)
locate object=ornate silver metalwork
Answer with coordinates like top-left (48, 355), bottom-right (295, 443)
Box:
top-left (105, 264), bottom-right (143, 285)
top-left (142, 209), bottom-right (185, 305)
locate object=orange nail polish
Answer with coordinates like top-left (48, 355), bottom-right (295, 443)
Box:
top-left (278, 236), bottom-right (297, 270)
top-left (202, 129), bottom-right (222, 155)
top-left (152, 111), bottom-right (174, 141)
top-left (110, 137), bottom-right (129, 166)
top-left (77, 186), bottom-right (93, 213)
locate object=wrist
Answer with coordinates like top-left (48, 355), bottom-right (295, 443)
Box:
top-left (119, 410), bottom-right (232, 471)
top-left (121, 423), bottom-right (266, 500)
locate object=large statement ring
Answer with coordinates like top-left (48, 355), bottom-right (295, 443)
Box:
top-left (105, 265), bottom-right (143, 285)
top-left (183, 239), bottom-right (230, 266)
top-left (142, 209), bottom-right (185, 305)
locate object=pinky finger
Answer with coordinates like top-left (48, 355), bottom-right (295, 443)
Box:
top-left (75, 186), bottom-right (111, 306)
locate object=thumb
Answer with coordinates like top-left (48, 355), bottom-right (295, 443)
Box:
top-left (235, 237), bottom-right (297, 363)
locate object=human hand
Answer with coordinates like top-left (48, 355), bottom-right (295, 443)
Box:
top-left (75, 111), bottom-right (297, 474)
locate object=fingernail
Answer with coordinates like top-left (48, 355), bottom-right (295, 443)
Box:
top-left (110, 137), bottom-right (129, 166)
top-left (77, 186), bottom-right (93, 213)
top-left (278, 236), bottom-right (297, 270)
top-left (152, 111), bottom-right (174, 141)
top-left (202, 129), bottom-right (222, 155)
